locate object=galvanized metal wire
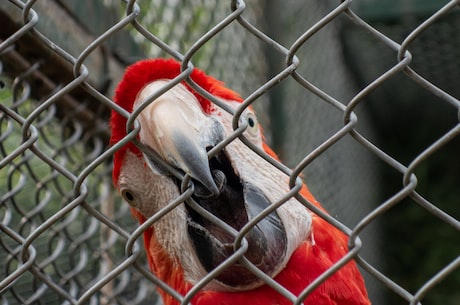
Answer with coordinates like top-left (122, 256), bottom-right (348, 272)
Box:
top-left (1, 0), bottom-right (459, 305)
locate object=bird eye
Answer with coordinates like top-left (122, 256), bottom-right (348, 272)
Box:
top-left (121, 189), bottom-right (138, 207)
top-left (248, 116), bottom-right (256, 128)
top-left (245, 112), bottom-right (259, 137)
top-left (246, 111), bottom-right (259, 137)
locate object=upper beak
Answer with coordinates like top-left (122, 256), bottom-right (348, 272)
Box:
top-left (135, 81), bottom-right (224, 196)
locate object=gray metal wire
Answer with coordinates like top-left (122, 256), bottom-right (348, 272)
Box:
top-left (0, 0), bottom-right (459, 305)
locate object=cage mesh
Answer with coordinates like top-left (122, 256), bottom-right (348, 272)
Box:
top-left (1, 0), bottom-right (459, 305)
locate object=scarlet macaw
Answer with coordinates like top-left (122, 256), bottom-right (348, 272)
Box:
top-left (110, 58), bottom-right (371, 305)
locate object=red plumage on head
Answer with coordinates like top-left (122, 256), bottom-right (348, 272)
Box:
top-left (110, 58), bottom-right (242, 185)
top-left (109, 58), bottom-right (371, 305)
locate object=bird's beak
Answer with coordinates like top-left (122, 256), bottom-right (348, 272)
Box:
top-left (134, 81), bottom-right (287, 290)
top-left (134, 80), bottom-right (224, 196)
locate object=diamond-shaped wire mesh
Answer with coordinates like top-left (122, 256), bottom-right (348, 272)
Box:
top-left (0, 46), bottom-right (157, 305)
top-left (0, 0), bottom-right (459, 305)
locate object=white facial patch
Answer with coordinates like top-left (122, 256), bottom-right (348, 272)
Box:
top-left (120, 86), bottom-right (312, 292)
top-left (214, 101), bottom-right (313, 277)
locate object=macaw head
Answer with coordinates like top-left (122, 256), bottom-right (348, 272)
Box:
top-left (110, 58), bottom-right (312, 293)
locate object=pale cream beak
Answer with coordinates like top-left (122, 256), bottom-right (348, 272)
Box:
top-left (134, 80), bottom-right (224, 196)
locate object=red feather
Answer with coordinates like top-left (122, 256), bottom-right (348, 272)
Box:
top-left (110, 58), bottom-right (242, 185)
top-left (112, 58), bottom-right (371, 305)
top-left (132, 187), bottom-right (371, 305)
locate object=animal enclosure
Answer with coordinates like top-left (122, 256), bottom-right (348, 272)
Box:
top-left (1, 1), bottom-right (459, 304)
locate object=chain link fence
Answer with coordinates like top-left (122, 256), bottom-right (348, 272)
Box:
top-left (1, 0), bottom-right (459, 304)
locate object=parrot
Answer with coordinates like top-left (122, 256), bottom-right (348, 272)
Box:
top-left (110, 58), bottom-right (371, 305)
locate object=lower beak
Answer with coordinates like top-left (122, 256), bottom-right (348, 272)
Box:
top-left (185, 150), bottom-right (288, 290)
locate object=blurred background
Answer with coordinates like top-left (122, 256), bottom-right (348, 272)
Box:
top-left (0, 0), bottom-right (459, 304)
